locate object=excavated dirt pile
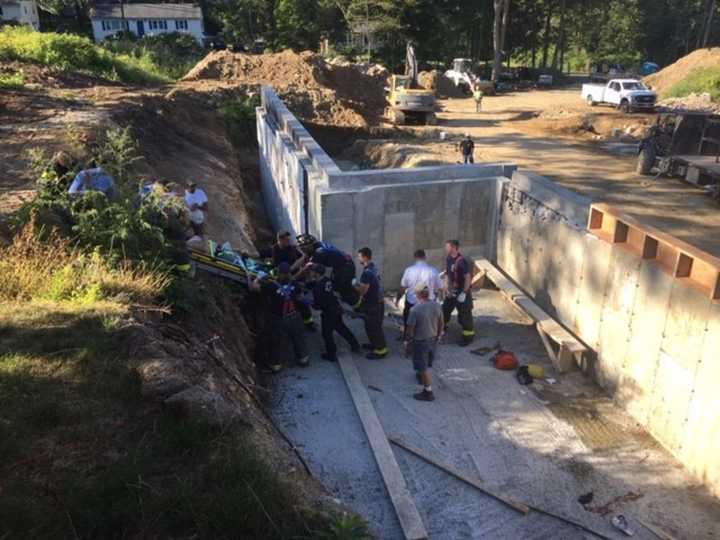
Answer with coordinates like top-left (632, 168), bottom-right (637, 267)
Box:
top-left (182, 50), bottom-right (388, 126)
top-left (644, 47), bottom-right (720, 96)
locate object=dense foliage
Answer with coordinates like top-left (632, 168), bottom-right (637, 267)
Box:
top-left (210, 0), bottom-right (719, 72)
top-left (0, 26), bottom-right (200, 83)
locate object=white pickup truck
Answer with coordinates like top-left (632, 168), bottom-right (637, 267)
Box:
top-left (582, 79), bottom-right (657, 113)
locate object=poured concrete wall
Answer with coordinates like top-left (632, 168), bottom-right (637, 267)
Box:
top-left (258, 86), bottom-right (513, 285)
top-left (497, 171), bottom-right (720, 497)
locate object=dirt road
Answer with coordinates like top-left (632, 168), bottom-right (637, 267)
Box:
top-left (342, 88), bottom-right (720, 258)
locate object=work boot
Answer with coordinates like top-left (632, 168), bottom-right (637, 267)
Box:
top-left (361, 343), bottom-right (374, 351)
top-left (413, 389), bottom-right (435, 402)
top-left (262, 364), bottom-right (282, 374)
top-left (321, 353), bottom-right (338, 362)
top-left (459, 336), bottom-right (474, 347)
top-left (297, 356), bottom-right (310, 367)
top-left (366, 351), bottom-right (387, 360)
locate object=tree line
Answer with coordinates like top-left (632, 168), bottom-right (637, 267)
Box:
top-left (207, 0), bottom-right (718, 73)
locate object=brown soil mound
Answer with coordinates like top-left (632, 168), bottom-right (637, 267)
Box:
top-left (183, 50), bottom-right (387, 126)
top-left (644, 48), bottom-right (720, 96)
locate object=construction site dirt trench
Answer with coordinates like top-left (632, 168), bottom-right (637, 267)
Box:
top-left (3, 51), bottom-right (720, 539)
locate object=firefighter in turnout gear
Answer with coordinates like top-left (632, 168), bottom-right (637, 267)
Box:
top-left (250, 262), bottom-right (310, 368)
top-left (308, 264), bottom-right (360, 362)
top-left (296, 234), bottom-right (360, 308)
top-left (354, 247), bottom-right (388, 360)
top-left (259, 231), bottom-right (316, 332)
top-left (442, 239), bottom-right (475, 346)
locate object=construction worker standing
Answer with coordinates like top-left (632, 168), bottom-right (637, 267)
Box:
top-left (296, 234), bottom-right (360, 308)
top-left (472, 84), bottom-right (484, 112)
top-left (250, 262), bottom-right (310, 368)
top-left (459, 134), bottom-right (475, 164)
top-left (442, 239), bottom-right (475, 346)
top-left (354, 247), bottom-right (388, 360)
top-left (308, 264), bottom-right (360, 362)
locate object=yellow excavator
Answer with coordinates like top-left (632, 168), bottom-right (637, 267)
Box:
top-left (385, 44), bottom-right (437, 125)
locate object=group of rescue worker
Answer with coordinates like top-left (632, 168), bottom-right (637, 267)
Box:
top-left (251, 231), bottom-right (476, 401)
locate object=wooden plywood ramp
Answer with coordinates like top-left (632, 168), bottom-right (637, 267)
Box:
top-left (337, 356), bottom-right (428, 540)
top-left (473, 258), bottom-right (587, 373)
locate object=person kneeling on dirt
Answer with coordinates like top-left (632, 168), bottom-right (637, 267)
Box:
top-left (184, 181), bottom-right (209, 237)
top-left (309, 264), bottom-right (360, 362)
top-left (250, 262), bottom-right (309, 370)
top-left (405, 285), bottom-right (444, 402)
top-left (459, 134), bottom-right (475, 164)
top-left (68, 165), bottom-right (116, 199)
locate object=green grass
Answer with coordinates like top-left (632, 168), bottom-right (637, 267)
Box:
top-left (0, 301), bottom-right (354, 539)
top-left (666, 66), bottom-right (720, 100)
top-left (0, 26), bottom-right (175, 84)
top-left (0, 69), bottom-right (25, 88)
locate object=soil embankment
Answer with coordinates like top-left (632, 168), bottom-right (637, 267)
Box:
top-left (182, 49), bottom-right (388, 126)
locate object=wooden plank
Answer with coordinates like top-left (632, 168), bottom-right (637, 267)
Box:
top-left (475, 258), bottom-right (587, 370)
top-left (388, 436), bottom-right (530, 515)
top-left (338, 357), bottom-right (428, 540)
top-left (536, 323), bottom-right (558, 364)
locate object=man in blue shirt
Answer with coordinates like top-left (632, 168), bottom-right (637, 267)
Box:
top-left (354, 247), bottom-right (388, 359)
top-left (68, 166), bottom-right (116, 199)
top-left (443, 239), bottom-right (475, 346)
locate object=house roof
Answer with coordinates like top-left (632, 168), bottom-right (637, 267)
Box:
top-left (90, 3), bottom-right (202, 20)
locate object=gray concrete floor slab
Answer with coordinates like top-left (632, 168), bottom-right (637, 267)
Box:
top-left (271, 289), bottom-right (720, 540)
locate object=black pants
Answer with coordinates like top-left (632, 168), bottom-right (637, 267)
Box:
top-left (463, 154), bottom-right (474, 164)
top-left (332, 262), bottom-right (360, 307)
top-left (298, 301), bottom-right (314, 327)
top-left (442, 294), bottom-right (475, 340)
top-left (275, 314), bottom-right (308, 364)
top-left (321, 309), bottom-right (359, 358)
top-left (361, 302), bottom-right (387, 354)
top-left (402, 300), bottom-right (415, 339)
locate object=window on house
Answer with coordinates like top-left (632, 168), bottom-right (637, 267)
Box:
top-left (101, 20), bottom-right (111, 31)
top-left (148, 20), bottom-right (157, 30)
top-left (158, 20), bottom-right (167, 30)
top-left (175, 19), bottom-right (188, 30)
top-left (110, 20), bottom-right (120, 30)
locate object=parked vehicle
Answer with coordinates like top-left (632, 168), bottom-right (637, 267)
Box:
top-left (582, 79), bottom-right (657, 113)
top-left (637, 112), bottom-right (720, 199)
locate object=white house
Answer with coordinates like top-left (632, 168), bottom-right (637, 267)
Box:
top-left (0, 0), bottom-right (40, 29)
top-left (89, 3), bottom-right (204, 43)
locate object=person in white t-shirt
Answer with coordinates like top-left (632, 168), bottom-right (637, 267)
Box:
top-left (184, 181), bottom-right (209, 236)
top-left (396, 249), bottom-right (443, 339)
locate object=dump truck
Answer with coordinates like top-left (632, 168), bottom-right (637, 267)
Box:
top-left (385, 44), bottom-right (437, 126)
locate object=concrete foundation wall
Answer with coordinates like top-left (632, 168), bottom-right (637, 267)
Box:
top-left (497, 171), bottom-right (720, 497)
top-left (258, 86), bottom-right (512, 285)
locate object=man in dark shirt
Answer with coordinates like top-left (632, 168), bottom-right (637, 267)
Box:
top-left (250, 262), bottom-right (309, 368)
top-left (259, 231), bottom-right (316, 331)
top-left (442, 239), bottom-right (475, 346)
top-left (309, 264), bottom-right (360, 362)
top-left (459, 134), bottom-right (475, 164)
top-left (354, 247), bottom-right (388, 359)
top-left (297, 235), bottom-right (360, 308)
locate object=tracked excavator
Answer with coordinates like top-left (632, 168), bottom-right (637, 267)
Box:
top-left (385, 44), bottom-right (437, 125)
